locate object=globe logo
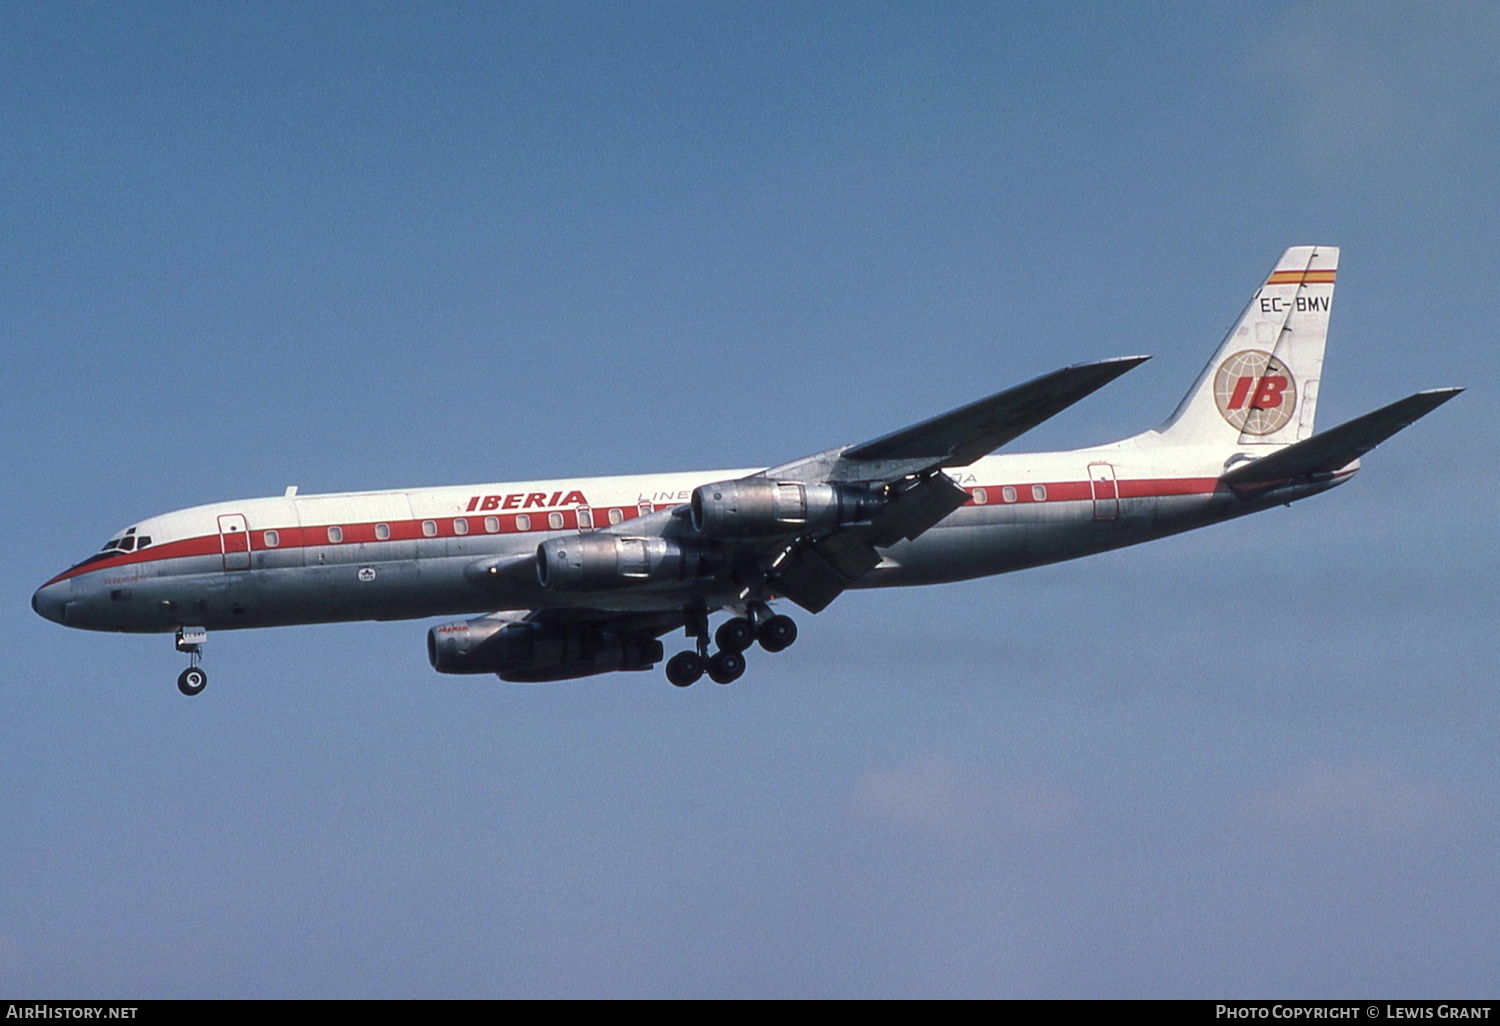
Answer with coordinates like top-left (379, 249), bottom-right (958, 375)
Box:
top-left (1212, 350), bottom-right (1297, 435)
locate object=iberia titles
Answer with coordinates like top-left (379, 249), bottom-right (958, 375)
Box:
top-left (464, 490), bottom-right (589, 512)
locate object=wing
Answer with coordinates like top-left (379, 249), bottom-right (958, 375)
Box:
top-left (454, 357), bottom-right (1152, 680)
top-left (764, 356), bottom-right (1150, 485)
top-left (740, 356), bottom-right (1150, 612)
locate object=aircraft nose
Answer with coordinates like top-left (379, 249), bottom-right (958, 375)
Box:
top-left (32, 582), bottom-right (68, 625)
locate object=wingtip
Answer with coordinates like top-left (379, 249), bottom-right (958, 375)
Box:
top-left (1078, 354), bottom-right (1151, 370)
top-left (1410, 386), bottom-right (1465, 406)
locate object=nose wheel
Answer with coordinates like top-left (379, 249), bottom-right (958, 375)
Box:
top-left (175, 627), bottom-right (208, 696)
top-left (177, 666), bottom-right (208, 696)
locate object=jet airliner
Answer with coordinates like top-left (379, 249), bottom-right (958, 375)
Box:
top-left (33, 247), bottom-right (1460, 694)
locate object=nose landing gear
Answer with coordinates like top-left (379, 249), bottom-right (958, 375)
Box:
top-left (175, 627), bottom-right (208, 696)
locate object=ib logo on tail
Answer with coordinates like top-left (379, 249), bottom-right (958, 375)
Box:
top-left (1212, 350), bottom-right (1297, 435)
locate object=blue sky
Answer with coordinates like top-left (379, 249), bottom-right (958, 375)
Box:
top-left (3, 1), bottom-right (1497, 997)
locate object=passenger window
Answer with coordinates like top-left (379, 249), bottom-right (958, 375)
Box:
top-left (638, 502), bottom-right (653, 517)
top-left (422, 520), bottom-right (437, 537)
top-left (608, 508), bottom-right (624, 525)
top-left (454, 518), bottom-right (469, 535)
top-left (577, 507), bottom-right (593, 529)
top-left (375, 523), bottom-right (390, 541)
top-left (484, 516), bottom-right (499, 534)
top-left (1032, 485), bottom-right (1047, 501)
top-left (1002, 487), bottom-right (1017, 503)
top-left (328, 526), bottom-right (343, 543)
top-left (264, 530), bottom-right (280, 548)
top-left (548, 512), bottom-right (564, 530)
top-left (515, 514), bottom-right (531, 531)
top-left (972, 488), bottom-right (987, 505)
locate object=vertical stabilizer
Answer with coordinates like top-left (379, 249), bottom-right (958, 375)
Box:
top-left (1157, 246), bottom-right (1337, 446)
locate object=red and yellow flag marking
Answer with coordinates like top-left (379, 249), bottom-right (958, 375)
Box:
top-left (1266, 268), bottom-right (1336, 285)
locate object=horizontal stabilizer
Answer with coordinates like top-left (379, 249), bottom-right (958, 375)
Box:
top-left (844, 355), bottom-right (1150, 466)
top-left (1222, 388), bottom-right (1462, 485)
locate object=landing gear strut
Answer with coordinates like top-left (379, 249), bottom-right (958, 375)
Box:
top-left (175, 627), bottom-right (208, 696)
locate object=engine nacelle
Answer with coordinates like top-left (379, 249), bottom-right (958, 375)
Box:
top-left (690, 478), bottom-right (883, 539)
top-left (427, 615), bottom-right (663, 682)
top-left (535, 534), bottom-right (717, 591)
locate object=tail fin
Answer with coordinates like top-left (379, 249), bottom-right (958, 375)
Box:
top-left (1156, 246), bottom-right (1338, 447)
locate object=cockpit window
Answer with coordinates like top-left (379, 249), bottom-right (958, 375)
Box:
top-left (102, 538), bottom-right (122, 552)
top-left (136, 536), bottom-right (152, 550)
top-left (118, 536), bottom-right (135, 552)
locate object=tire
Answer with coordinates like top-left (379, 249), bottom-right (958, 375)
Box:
top-left (665, 651), bottom-right (704, 688)
top-left (177, 666), bottom-right (207, 697)
top-left (714, 617), bottom-right (755, 653)
top-left (707, 650), bottom-right (746, 685)
top-left (757, 614), bottom-right (798, 653)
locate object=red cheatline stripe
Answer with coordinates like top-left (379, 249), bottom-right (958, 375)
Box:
top-left (43, 504), bottom-right (661, 584)
top-left (46, 479), bottom-right (1228, 584)
top-left (1266, 269), bottom-right (1336, 285)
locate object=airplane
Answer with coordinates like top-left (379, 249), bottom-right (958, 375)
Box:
top-left (32, 246), bottom-right (1461, 696)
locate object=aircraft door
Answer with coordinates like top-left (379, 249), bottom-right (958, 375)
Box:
top-left (218, 514), bottom-right (251, 570)
top-left (1088, 462), bottom-right (1119, 521)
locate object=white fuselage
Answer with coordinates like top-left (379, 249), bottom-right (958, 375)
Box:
top-left (31, 434), bottom-right (1351, 636)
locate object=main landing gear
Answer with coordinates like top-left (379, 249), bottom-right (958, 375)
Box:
top-left (175, 627), bottom-right (208, 696)
top-left (665, 603), bottom-right (798, 688)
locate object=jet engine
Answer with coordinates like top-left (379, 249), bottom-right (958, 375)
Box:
top-left (690, 479), bottom-right (883, 539)
top-left (427, 614), bottom-right (663, 682)
top-left (535, 534), bottom-right (718, 591)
